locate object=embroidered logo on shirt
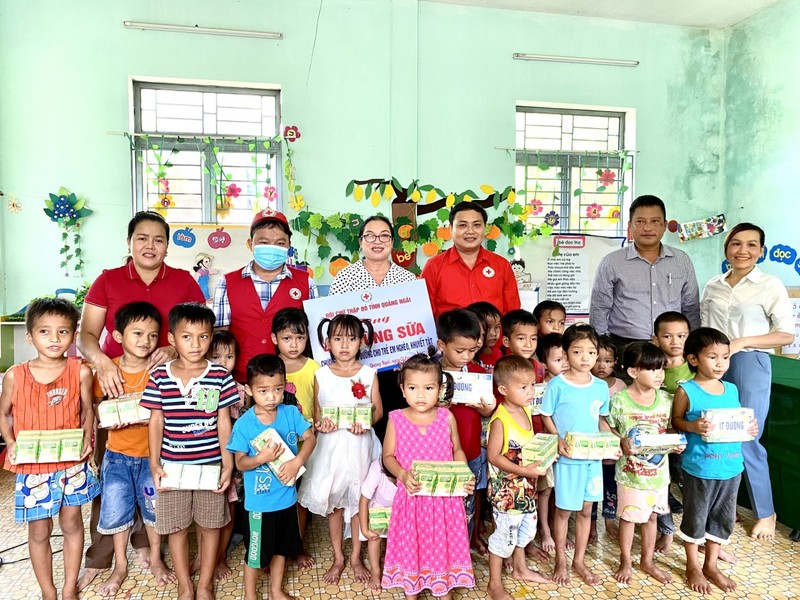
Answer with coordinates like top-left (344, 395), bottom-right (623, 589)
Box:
top-left (482, 266), bottom-right (495, 278)
top-left (361, 292), bottom-right (372, 303)
top-left (47, 388), bottom-right (68, 406)
top-left (289, 287), bottom-right (302, 300)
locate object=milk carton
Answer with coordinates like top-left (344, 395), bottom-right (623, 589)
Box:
top-left (701, 408), bottom-right (755, 443)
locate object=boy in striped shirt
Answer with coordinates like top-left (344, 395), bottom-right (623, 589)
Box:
top-left (141, 303), bottom-right (238, 600)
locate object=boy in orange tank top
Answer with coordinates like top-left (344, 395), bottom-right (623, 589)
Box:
top-left (0, 299), bottom-right (99, 600)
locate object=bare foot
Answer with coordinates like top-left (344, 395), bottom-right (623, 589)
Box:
top-left (525, 543), bottom-right (550, 562)
top-left (604, 518), bottom-right (619, 539)
top-left (588, 520), bottom-right (598, 544)
top-left (654, 533), bottom-right (673, 554)
top-left (269, 589), bottom-right (298, 600)
top-left (572, 561), bottom-right (601, 586)
top-left (177, 586), bottom-right (194, 600)
top-left (641, 560), bottom-right (672, 583)
top-left (296, 551), bottom-right (315, 570)
top-left (471, 537), bottom-right (489, 557)
top-left (503, 557), bottom-right (513, 572)
top-left (214, 559), bottom-right (232, 581)
top-left (150, 559), bottom-right (176, 585)
top-left (718, 547), bottom-right (738, 565)
top-left (77, 567), bottom-right (105, 592)
top-left (703, 564), bottom-right (737, 592)
top-left (565, 537), bottom-right (575, 551)
top-left (351, 558), bottom-right (371, 583)
top-left (97, 565), bottom-right (127, 597)
top-left (614, 560), bottom-right (633, 584)
top-left (135, 547), bottom-right (151, 569)
top-left (487, 582), bottom-right (514, 600)
top-left (686, 564), bottom-right (711, 594)
top-left (540, 534), bottom-right (555, 554)
top-left (196, 585), bottom-right (216, 600)
top-left (62, 586), bottom-right (80, 600)
top-left (750, 514), bottom-right (777, 541)
top-left (511, 563), bottom-right (552, 583)
top-left (552, 558), bottom-right (570, 586)
top-left (368, 570), bottom-right (382, 591)
top-left (323, 560), bottom-right (345, 585)
top-left (190, 554), bottom-right (201, 575)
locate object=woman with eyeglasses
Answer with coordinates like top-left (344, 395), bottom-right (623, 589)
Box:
top-left (327, 215), bottom-right (417, 295)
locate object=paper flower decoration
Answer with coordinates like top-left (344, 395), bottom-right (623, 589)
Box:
top-left (586, 203), bottom-right (603, 219)
top-left (351, 380), bottom-right (367, 400)
top-left (608, 207), bottom-right (621, 224)
top-left (283, 125), bottom-right (301, 142)
top-left (543, 211), bottom-right (560, 227)
top-left (158, 178), bottom-right (170, 195)
top-left (7, 195), bottom-right (21, 213)
top-left (599, 169), bottom-right (616, 187)
top-left (152, 195), bottom-right (174, 217)
top-left (43, 187), bottom-right (93, 276)
top-left (226, 183), bottom-right (241, 198)
top-left (263, 185), bottom-right (278, 200)
top-left (289, 194), bottom-right (305, 211)
top-left (531, 199), bottom-right (543, 216)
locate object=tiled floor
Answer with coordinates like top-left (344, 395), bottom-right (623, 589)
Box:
top-left (0, 467), bottom-right (797, 599)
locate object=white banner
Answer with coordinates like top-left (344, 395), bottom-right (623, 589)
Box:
top-left (303, 280), bottom-right (437, 370)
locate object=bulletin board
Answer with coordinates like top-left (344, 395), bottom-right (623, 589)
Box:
top-left (517, 234), bottom-right (626, 317)
top-left (780, 287), bottom-right (800, 357)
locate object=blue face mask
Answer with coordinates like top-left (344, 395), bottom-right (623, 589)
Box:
top-left (252, 244), bottom-right (288, 270)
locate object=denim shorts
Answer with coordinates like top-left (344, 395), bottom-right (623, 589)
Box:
top-left (98, 450), bottom-right (157, 534)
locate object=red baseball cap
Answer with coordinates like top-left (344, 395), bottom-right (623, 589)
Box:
top-left (250, 208), bottom-right (291, 237)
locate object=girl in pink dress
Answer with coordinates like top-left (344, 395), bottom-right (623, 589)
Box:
top-left (381, 353), bottom-right (476, 598)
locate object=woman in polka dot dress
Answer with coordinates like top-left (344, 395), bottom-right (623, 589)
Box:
top-left (381, 353), bottom-right (476, 598)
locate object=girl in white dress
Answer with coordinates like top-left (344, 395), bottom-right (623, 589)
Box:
top-left (297, 314), bottom-right (383, 585)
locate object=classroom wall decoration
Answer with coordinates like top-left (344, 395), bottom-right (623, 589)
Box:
top-left (43, 187), bottom-right (93, 277)
top-left (678, 213), bottom-right (726, 242)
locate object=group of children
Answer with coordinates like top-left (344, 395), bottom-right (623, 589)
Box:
top-left (0, 295), bottom-right (755, 599)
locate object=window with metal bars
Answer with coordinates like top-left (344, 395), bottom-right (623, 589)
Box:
top-left (515, 106), bottom-right (634, 236)
top-left (131, 81), bottom-right (282, 225)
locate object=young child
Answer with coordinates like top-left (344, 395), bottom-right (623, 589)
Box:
top-left (272, 306), bottom-right (320, 569)
top-left (590, 335), bottom-right (626, 541)
top-left (466, 301), bottom-right (503, 372)
top-left (0, 298), bottom-right (99, 600)
top-left (500, 309), bottom-right (545, 383)
top-left (672, 328), bottom-right (757, 594)
top-left (607, 342), bottom-right (678, 584)
top-left (202, 329), bottom-right (245, 580)
top-left (297, 314), bottom-right (383, 585)
top-left (486, 355), bottom-right (551, 599)
top-left (436, 308), bottom-right (494, 556)
top-left (382, 353), bottom-right (476, 598)
top-left (141, 302), bottom-right (239, 600)
top-left (358, 459), bottom-right (397, 591)
top-left (532, 331), bottom-right (566, 554)
top-left (93, 302), bottom-right (173, 595)
top-left (226, 354), bottom-right (316, 600)
top-left (540, 324), bottom-right (617, 586)
top-left (651, 311), bottom-right (692, 553)
top-left (533, 300), bottom-right (567, 335)
top-left (536, 333), bottom-right (567, 382)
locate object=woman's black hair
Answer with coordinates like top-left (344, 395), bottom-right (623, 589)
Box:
top-left (127, 210), bottom-right (170, 241)
top-left (622, 341), bottom-right (666, 372)
top-left (317, 314), bottom-right (375, 358)
top-left (358, 215), bottom-right (394, 239)
top-left (396, 348), bottom-right (455, 403)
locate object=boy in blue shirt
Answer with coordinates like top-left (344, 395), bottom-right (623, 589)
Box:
top-left (227, 354), bottom-right (316, 600)
top-left (540, 324), bottom-right (617, 586)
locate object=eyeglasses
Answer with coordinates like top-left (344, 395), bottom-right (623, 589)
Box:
top-left (360, 233), bottom-right (393, 243)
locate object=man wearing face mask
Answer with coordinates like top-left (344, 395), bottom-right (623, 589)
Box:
top-left (213, 209), bottom-right (317, 382)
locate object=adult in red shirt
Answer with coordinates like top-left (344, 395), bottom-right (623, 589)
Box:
top-left (421, 203), bottom-right (520, 317)
top-left (77, 210), bottom-right (204, 590)
top-left (213, 209), bottom-right (317, 383)
top-left (79, 211), bottom-right (205, 397)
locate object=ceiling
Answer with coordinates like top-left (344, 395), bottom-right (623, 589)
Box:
top-left (424, 0), bottom-right (781, 29)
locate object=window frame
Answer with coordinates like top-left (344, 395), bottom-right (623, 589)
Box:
top-left (130, 79), bottom-right (282, 224)
top-left (515, 104), bottom-right (635, 237)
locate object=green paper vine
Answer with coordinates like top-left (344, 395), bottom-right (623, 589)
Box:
top-left (43, 187), bottom-right (93, 277)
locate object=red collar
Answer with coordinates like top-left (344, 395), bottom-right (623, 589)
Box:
top-left (445, 245), bottom-right (488, 266)
top-left (126, 260), bottom-right (168, 282)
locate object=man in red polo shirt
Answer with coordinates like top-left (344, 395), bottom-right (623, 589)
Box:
top-left (212, 209), bottom-right (317, 382)
top-left (421, 203), bottom-right (520, 317)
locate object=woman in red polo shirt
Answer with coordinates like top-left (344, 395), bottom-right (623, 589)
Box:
top-left (78, 211), bottom-right (204, 397)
